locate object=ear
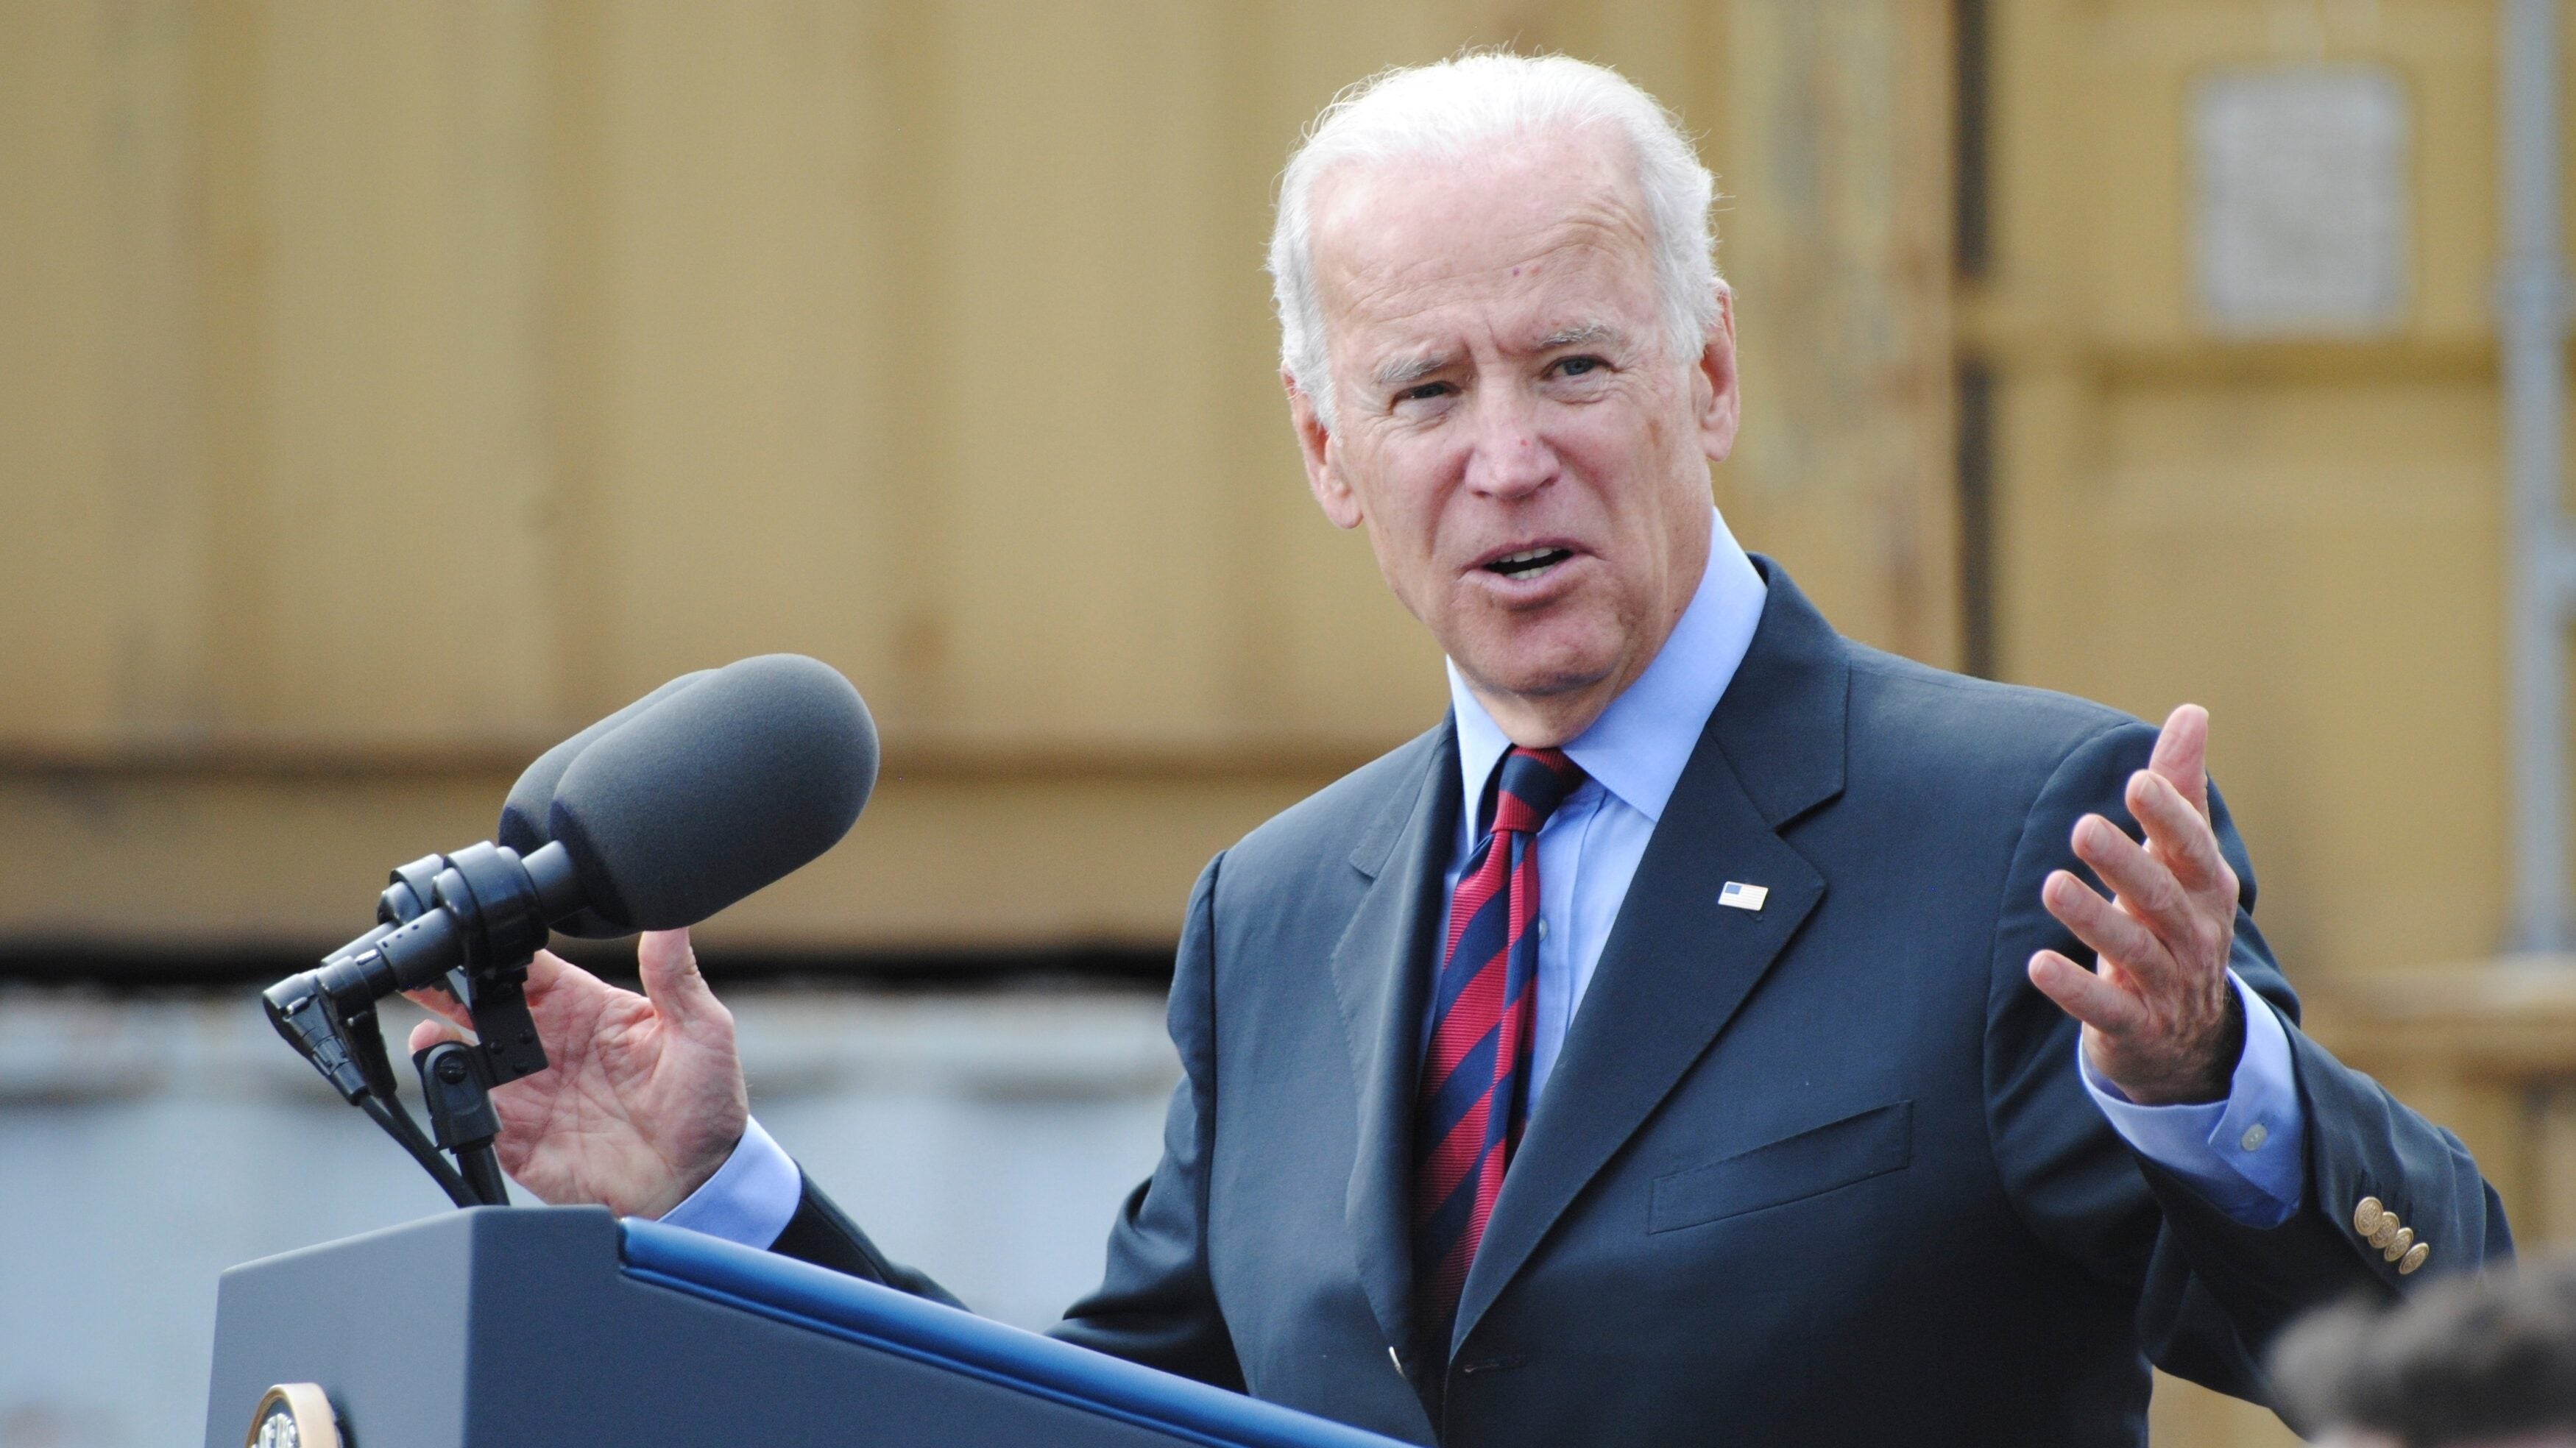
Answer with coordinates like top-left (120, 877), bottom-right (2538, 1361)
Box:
top-left (1287, 372), bottom-right (1365, 530)
top-left (1693, 283), bottom-right (1742, 466)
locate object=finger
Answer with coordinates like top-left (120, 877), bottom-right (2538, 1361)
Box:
top-left (2146, 704), bottom-right (2211, 822)
top-left (518, 947), bottom-right (581, 1001)
top-left (2041, 868), bottom-right (2163, 976)
top-left (406, 1016), bottom-right (469, 1056)
top-left (402, 985), bottom-right (475, 1032)
top-left (2070, 814), bottom-right (2189, 933)
top-left (2028, 949), bottom-right (2145, 1035)
top-left (2128, 768), bottom-right (2234, 897)
top-left (2067, 818), bottom-right (2206, 992)
top-left (517, 948), bottom-right (639, 1018)
top-left (635, 929), bottom-right (723, 1029)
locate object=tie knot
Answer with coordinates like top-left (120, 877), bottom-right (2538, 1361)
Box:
top-left (1489, 747), bottom-right (1584, 835)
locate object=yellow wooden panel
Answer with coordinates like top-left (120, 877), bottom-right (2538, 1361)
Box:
top-left (573, 1), bottom-right (1460, 747)
top-left (1719, 0), bottom-right (1958, 665)
top-left (0, 0), bottom-right (210, 738)
top-left (2078, 0), bottom-right (2497, 350)
top-left (2000, 374), bottom-right (2504, 973)
top-left (249, 1), bottom-right (558, 735)
top-left (938, 1), bottom-right (1247, 735)
top-left (0, 762), bottom-right (1344, 951)
top-left (1979, 0), bottom-right (2538, 982)
top-left (581, 1), bottom-right (908, 711)
top-left (0, 1), bottom-right (1964, 947)
top-left (1980, 13), bottom-right (2536, 1437)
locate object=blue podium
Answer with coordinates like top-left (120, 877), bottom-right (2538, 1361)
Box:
top-left (203, 1207), bottom-right (1412, 1448)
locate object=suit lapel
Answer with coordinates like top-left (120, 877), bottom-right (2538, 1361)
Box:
top-left (1327, 720), bottom-right (1461, 1367)
top-left (1451, 563), bottom-right (1851, 1352)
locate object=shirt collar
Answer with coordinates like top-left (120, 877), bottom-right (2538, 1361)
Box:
top-left (1448, 506), bottom-right (1769, 826)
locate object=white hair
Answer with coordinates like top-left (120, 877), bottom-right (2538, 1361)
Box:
top-left (1267, 52), bottom-right (1722, 432)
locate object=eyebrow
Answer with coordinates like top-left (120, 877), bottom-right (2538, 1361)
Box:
top-left (1536, 322), bottom-right (1621, 351)
top-left (1373, 352), bottom-right (1450, 391)
top-left (1368, 323), bottom-right (1630, 394)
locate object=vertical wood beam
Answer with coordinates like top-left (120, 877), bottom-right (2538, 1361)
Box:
top-left (539, 0), bottom-right (614, 725)
top-left (864, 1), bottom-right (961, 731)
top-left (1716, 0), bottom-right (1960, 667)
top-left (197, 0), bottom-right (275, 731)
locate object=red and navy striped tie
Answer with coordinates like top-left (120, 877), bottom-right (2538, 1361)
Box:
top-left (1412, 745), bottom-right (1585, 1353)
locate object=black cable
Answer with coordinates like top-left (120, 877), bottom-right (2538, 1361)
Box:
top-left (359, 1093), bottom-right (480, 1207)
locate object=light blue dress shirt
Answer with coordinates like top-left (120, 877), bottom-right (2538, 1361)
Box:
top-left (668, 505), bottom-right (2305, 1246)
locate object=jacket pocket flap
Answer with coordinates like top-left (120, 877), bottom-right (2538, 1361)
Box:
top-left (1649, 1100), bottom-right (1914, 1233)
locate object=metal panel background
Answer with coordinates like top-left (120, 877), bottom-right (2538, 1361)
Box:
top-left (24, 4), bottom-right (2563, 1444)
top-left (0, 0), bottom-right (1956, 956)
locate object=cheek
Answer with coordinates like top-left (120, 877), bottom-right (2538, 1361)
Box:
top-left (1551, 408), bottom-right (1660, 498)
top-left (1574, 384), bottom-right (1696, 488)
top-left (1361, 440), bottom-right (1464, 556)
top-left (1631, 377), bottom-right (1694, 455)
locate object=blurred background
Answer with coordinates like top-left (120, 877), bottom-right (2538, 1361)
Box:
top-left (4, 1), bottom-right (2573, 1444)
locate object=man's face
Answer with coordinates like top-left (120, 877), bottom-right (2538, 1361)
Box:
top-left (1289, 124), bottom-right (1739, 743)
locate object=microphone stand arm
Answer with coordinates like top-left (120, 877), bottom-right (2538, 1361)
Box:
top-left (263, 959), bottom-right (481, 1207)
top-left (265, 842), bottom-right (582, 1208)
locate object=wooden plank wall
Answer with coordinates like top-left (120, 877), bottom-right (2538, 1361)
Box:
top-left (1972, 4), bottom-right (2523, 1444)
top-left (0, 1), bottom-right (1956, 956)
top-left (6, 4), bottom-right (2561, 1444)
top-left (1974, 0), bottom-right (2510, 987)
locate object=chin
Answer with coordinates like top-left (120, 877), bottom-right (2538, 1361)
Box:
top-left (1458, 634), bottom-right (1622, 703)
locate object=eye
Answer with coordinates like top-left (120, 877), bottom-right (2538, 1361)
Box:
top-left (1551, 355), bottom-right (1607, 378)
top-left (1394, 380), bottom-right (1455, 405)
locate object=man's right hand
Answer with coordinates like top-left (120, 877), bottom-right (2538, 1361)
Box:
top-left (405, 929), bottom-right (749, 1219)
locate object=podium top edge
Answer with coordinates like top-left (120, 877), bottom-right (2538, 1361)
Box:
top-left (220, 1204), bottom-right (606, 1284)
top-left (616, 1216), bottom-right (1414, 1448)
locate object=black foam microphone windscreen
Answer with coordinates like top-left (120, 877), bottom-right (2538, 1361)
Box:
top-left (546, 653), bottom-right (878, 933)
top-left (498, 670), bottom-right (714, 938)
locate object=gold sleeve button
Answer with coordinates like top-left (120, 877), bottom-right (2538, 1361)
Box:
top-left (2354, 1197), bottom-right (2385, 1236)
top-left (2399, 1241), bottom-right (2430, 1275)
top-left (2368, 1215), bottom-right (2404, 1250)
top-left (2380, 1226), bottom-right (2414, 1262)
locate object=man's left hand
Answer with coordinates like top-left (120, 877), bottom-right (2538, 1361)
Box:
top-left (2028, 703), bottom-right (2246, 1105)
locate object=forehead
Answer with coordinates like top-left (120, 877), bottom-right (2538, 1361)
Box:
top-left (1307, 127), bottom-right (1658, 350)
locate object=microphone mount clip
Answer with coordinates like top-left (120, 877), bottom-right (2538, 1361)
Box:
top-left (263, 839), bottom-right (582, 1208)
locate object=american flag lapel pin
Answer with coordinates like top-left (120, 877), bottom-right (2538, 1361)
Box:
top-left (1718, 881), bottom-right (1769, 912)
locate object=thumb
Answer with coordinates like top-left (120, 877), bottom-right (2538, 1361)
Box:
top-left (406, 1015), bottom-right (469, 1057)
top-left (635, 928), bottom-right (721, 1028)
top-left (2148, 703), bottom-right (2212, 820)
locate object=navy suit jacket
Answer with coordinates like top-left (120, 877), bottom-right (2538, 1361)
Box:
top-left (779, 562), bottom-right (2510, 1446)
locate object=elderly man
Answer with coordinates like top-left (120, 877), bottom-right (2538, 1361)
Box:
top-left (414, 54), bottom-right (2507, 1445)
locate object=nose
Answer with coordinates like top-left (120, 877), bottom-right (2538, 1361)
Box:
top-left (1459, 385), bottom-right (1556, 500)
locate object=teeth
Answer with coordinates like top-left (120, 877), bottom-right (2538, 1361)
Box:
top-left (1495, 548), bottom-right (1556, 566)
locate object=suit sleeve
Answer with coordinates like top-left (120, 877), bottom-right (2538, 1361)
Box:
top-left (1983, 720), bottom-right (2511, 1405)
top-left (768, 1171), bottom-right (969, 1309)
top-left (1046, 853), bottom-right (1246, 1388)
top-left (765, 853), bottom-right (1245, 1390)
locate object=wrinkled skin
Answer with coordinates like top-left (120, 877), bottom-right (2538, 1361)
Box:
top-left (1285, 124), bottom-right (1733, 748)
top-left (2028, 703), bottom-right (2246, 1104)
top-left (408, 930), bottom-right (743, 1215)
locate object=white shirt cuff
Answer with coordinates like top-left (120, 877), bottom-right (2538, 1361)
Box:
top-left (651, 1115), bottom-right (803, 1249)
top-left (2078, 970), bottom-right (2305, 1229)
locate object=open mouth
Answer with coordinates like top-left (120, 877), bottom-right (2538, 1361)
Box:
top-left (1482, 547), bottom-right (1576, 581)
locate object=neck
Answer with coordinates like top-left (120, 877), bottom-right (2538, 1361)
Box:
top-left (1465, 674), bottom-right (1627, 749)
